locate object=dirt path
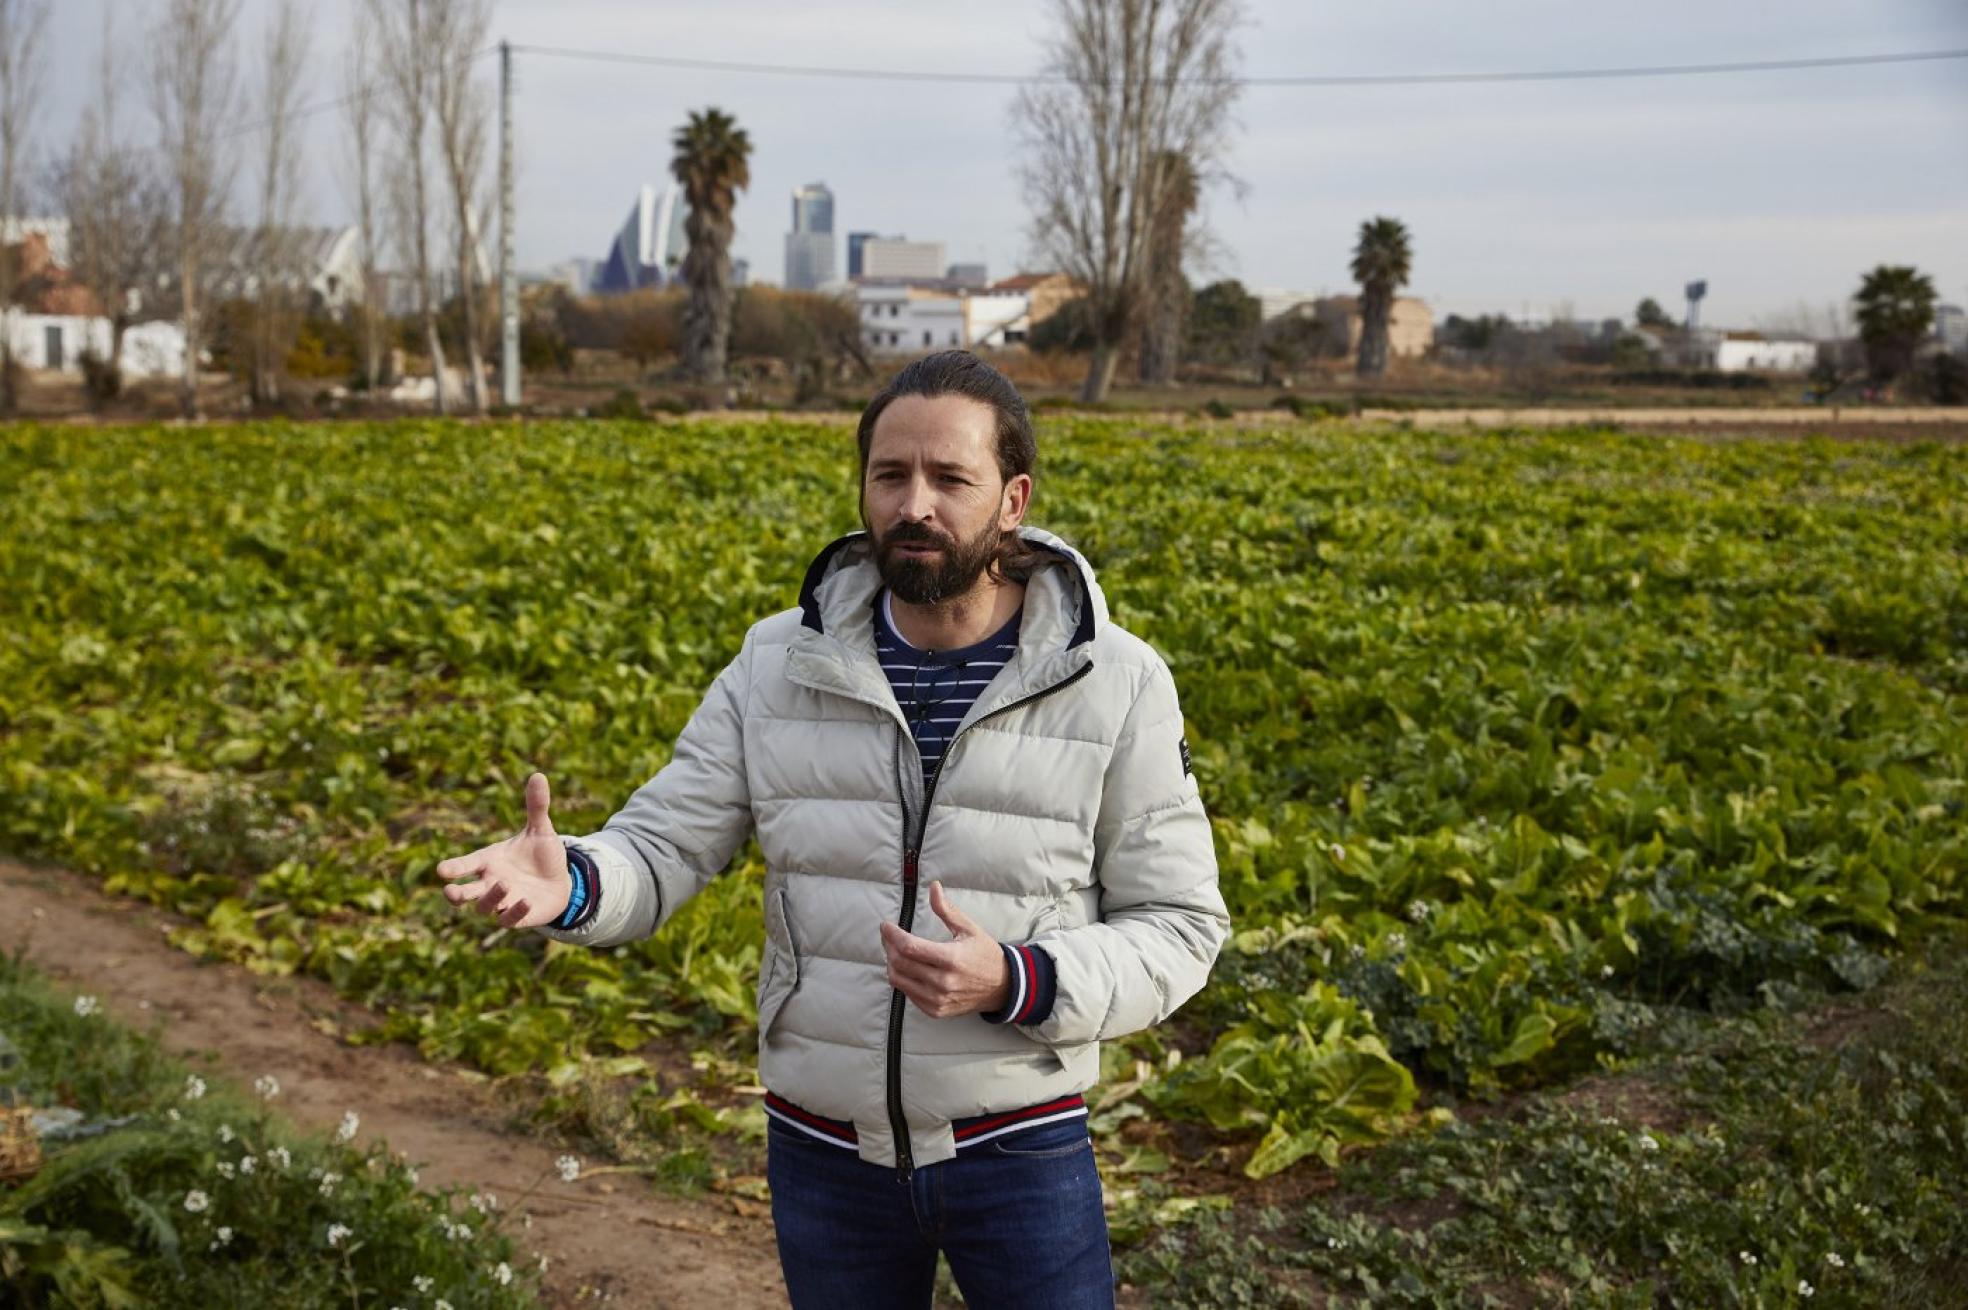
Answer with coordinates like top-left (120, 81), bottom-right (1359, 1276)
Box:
top-left (0, 858), bottom-right (788, 1310)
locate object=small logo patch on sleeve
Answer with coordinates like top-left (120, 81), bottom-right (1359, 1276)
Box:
top-left (1179, 735), bottom-right (1192, 776)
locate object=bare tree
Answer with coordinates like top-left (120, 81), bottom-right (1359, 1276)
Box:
top-left (1136, 149), bottom-right (1197, 386)
top-left (341, 8), bottom-right (385, 392)
top-left (367, 0), bottom-right (448, 413)
top-left (249, 0), bottom-right (311, 406)
top-left (50, 6), bottom-right (169, 407)
top-left (148, 0), bottom-right (243, 420)
top-left (0, 0), bottom-right (49, 414)
top-left (431, 0), bottom-right (492, 414)
top-left (1012, 0), bottom-right (1244, 403)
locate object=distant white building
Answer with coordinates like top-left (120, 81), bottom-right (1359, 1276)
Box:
top-left (1702, 333), bottom-right (1817, 372)
top-left (858, 284), bottom-right (1030, 354)
top-left (1257, 289), bottom-right (1319, 322)
top-left (4, 313), bottom-right (186, 378)
top-left (860, 238), bottom-right (945, 281)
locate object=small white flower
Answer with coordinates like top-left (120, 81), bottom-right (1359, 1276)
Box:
top-left (1825, 1252), bottom-right (1845, 1268)
top-left (167, 1108), bottom-right (182, 1122)
top-left (217, 1123), bottom-right (234, 1144)
top-left (73, 995), bottom-right (101, 1017)
top-left (403, 1164), bottom-right (418, 1185)
top-left (469, 1191), bottom-right (497, 1213)
top-left (495, 1262), bottom-right (513, 1287)
top-left (335, 1110), bottom-right (360, 1143)
top-left (1740, 1251), bottom-right (1757, 1266)
top-left (1328, 842), bottom-right (1346, 863)
top-left (1386, 932), bottom-right (1406, 952)
top-left (1326, 1236), bottom-right (1344, 1250)
top-left (1600, 964), bottom-right (1615, 979)
top-left (254, 1075), bottom-right (280, 1100)
top-left (435, 1300), bottom-right (454, 1310)
top-left (555, 1153), bottom-right (582, 1183)
top-left (184, 1189), bottom-right (210, 1213)
top-left (318, 1171), bottom-right (340, 1197)
top-left (269, 1147), bottom-right (291, 1169)
top-left (326, 1222), bottom-right (352, 1249)
top-left (413, 1276), bottom-right (435, 1294)
top-left (239, 1155), bottom-right (255, 1175)
top-left (1798, 1281), bottom-right (1815, 1299)
top-left (185, 1074), bottom-right (207, 1101)
top-left (1405, 900), bottom-right (1431, 924)
top-left (215, 1160), bottom-right (236, 1179)
top-left (1637, 1133), bottom-right (1659, 1152)
top-left (538, 1254), bottom-right (551, 1273)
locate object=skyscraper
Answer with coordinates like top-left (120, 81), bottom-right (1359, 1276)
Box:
top-left (784, 182), bottom-right (837, 291)
top-left (846, 231), bottom-right (883, 280)
top-left (594, 183), bottom-right (687, 294)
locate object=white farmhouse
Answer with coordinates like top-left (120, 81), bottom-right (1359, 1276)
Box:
top-left (4, 314), bottom-right (187, 378)
top-left (858, 285), bottom-right (1031, 354)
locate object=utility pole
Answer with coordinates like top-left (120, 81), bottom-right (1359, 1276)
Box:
top-left (499, 38), bottom-right (519, 408)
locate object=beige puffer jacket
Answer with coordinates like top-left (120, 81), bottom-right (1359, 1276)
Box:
top-left (537, 525), bottom-right (1228, 1171)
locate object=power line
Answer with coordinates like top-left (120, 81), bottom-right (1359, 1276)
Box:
top-left (507, 43), bottom-right (1968, 89)
top-left (200, 42), bottom-right (1968, 145)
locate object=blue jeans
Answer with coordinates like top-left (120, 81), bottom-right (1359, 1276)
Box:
top-left (766, 1113), bottom-right (1116, 1309)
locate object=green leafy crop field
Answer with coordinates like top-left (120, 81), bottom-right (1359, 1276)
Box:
top-left (2, 417), bottom-right (1964, 1184)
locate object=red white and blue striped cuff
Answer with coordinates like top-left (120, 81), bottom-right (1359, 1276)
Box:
top-left (763, 1091), bottom-right (1087, 1152)
top-left (980, 942), bottom-right (1057, 1026)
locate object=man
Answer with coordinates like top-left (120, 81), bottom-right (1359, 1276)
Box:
top-left (437, 351), bottom-right (1227, 1308)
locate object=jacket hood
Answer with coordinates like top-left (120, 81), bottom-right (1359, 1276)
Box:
top-left (796, 524), bottom-right (1107, 654)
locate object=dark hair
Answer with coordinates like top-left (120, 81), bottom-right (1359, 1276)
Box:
top-left (855, 351), bottom-right (1042, 582)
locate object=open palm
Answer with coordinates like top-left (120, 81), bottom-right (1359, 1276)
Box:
top-left (436, 773), bottom-right (572, 930)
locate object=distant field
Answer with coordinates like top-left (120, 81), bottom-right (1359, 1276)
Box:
top-left (2, 417), bottom-right (1964, 1185)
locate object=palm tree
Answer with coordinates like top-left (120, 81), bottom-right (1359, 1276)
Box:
top-left (671, 108), bottom-right (752, 386)
top-left (1137, 151), bottom-right (1198, 386)
top-left (1853, 265), bottom-right (1937, 386)
top-left (1350, 216), bottom-right (1412, 379)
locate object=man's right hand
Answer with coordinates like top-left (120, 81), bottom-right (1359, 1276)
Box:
top-left (436, 772), bottom-right (574, 930)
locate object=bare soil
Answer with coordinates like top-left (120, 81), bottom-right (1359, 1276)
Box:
top-left (0, 857), bottom-right (787, 1310)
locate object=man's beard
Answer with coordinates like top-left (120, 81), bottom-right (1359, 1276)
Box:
top-left (875, 518), bottom-right (1003, 605)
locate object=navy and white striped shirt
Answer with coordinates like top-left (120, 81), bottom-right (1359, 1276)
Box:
top-left (873, 589), bottom-right (1021, 790)
top-left (871, 590), bottom-right (1060, 1033)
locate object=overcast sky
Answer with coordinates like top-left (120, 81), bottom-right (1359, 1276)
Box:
top-left (30, 0), bottom-right (1968, 327)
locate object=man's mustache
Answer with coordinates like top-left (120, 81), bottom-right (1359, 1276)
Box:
top-left (880, 523), bottom-right (953, 550)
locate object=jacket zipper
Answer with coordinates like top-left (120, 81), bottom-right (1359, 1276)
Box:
top-left (886, 659), bottom-right (1094, 1184)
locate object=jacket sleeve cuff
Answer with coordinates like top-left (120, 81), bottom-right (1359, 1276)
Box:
top-left (551, 844), bottom-right (602, 932)
top-left (980, 942), bottom-right (1057, 1025)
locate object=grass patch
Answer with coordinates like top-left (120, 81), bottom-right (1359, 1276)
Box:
top-left (0, 946), bottom-right (538, 1308)
top-left (1115, 929), bottom-right (1968, 1308)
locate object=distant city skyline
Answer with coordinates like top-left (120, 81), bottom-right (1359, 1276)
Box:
top-left (24, 0), bottom-right (1968, 328)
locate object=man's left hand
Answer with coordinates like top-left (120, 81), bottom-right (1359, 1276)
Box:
top-left (879, 881), bottom-right (1011, 1018)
